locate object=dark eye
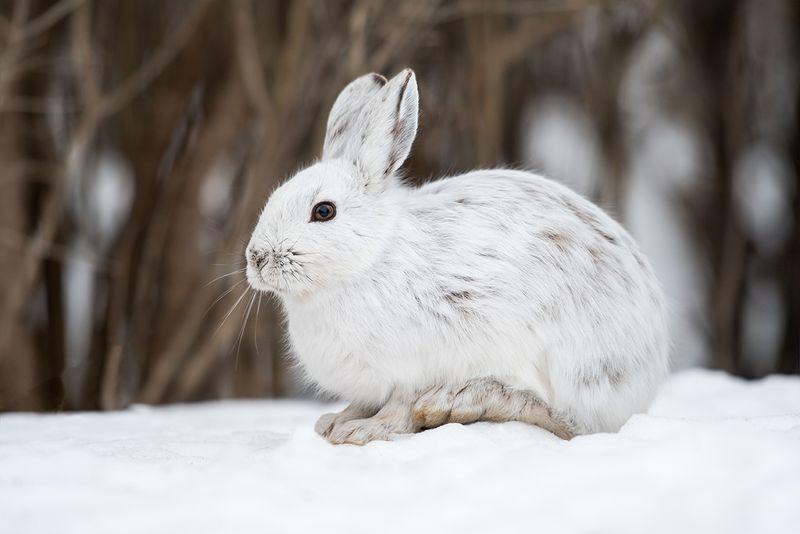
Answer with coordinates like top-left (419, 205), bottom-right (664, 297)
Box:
top-left (311, 201), bottom-right (336, 222)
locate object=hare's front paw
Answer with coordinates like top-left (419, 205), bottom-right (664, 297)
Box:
top-left (326, 395), bottom-right (418, 445)
top-left (314, 413), bottom-right (341, 437)
top-left (326, 415), bottom-right (416, 445)
top-left (315, 403), bottom-right (377, 438)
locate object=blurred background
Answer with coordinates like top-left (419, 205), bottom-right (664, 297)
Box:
top-left (0, 0), bottom-right (797, 411)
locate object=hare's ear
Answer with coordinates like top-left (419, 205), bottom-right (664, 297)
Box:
top-left (355, 69), bottom-right (419, 188)
top-left (323, 73), bottom-right (388, 159)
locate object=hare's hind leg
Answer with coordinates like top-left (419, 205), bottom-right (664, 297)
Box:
top-left (412, 378), bottom-right (578, 440)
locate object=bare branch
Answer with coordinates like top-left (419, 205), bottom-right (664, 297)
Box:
top-left (233, 0), bottom-right (276, 121)
top-left (0, 0), bottom-right (99, 368)
top-left (70, 0), bottom-right (100, 110)
top-left (435, 0), bottom-right (591, 23)
top-left (23, 0), bottom-right (86, 39)
top-left (0, 0), bottom-right (31, 111)
top-left (96, 0), bottom-right (213, 118)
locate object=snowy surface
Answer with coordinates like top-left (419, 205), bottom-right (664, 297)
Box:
top-left (1, 369), bottom-right (799, 534)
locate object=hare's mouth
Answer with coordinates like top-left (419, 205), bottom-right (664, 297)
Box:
top-left (244, 242), bottom-right (313, 296)
top-left (246, 266), bottom-right (279, 293)
top-left (246, 263), bottom-right (298, 295)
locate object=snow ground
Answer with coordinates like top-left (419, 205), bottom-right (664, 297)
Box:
top-left (1, 369), bottom-right (799, 534)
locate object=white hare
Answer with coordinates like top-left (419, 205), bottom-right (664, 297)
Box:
top-left (245, 69), bottom-right (669, 445)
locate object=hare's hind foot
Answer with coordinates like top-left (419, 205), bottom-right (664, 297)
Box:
top-left (412, 378), bottom-right (578, 440)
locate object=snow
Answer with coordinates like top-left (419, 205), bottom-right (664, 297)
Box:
top-left (1, 369), bottom-right (799, 534)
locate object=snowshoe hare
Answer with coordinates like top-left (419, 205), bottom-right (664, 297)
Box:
top-left (245, 69), bottom-right (670, 445)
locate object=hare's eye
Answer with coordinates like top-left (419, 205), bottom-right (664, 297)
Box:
top-left (311, 201), bottom-right (336, 222)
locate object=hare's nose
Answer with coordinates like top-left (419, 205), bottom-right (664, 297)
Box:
top-left (246, 246), bottom-right (269, 270)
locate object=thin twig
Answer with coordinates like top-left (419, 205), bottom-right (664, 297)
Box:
top-left (23, 0), bottom-right (86, 39)
top-left (96, 0), bottom-right (213, 118)
top-left (0, 0), bottom-right (214, 388)
top-left (233, 0), bottom-right (276, 120)
top-left (435, 0), bottom-right (591, 23)
top-left (0, 0), bottom-right (98, 365)
top-left (0, 0), bottom-right (31, 112)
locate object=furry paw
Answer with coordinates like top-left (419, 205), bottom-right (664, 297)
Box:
top-left (412, 381), bottom-right (487, 428)
top-left (314, 412), bottom-right (343, 437)
top-left (412, 386), bottom-right (454, 428)
top-left (315, 403), bottom-right (378, 438)
top-left (326, 415), bottom-right (415, 446)
top-left (413, 379), bottom-right (577, 440)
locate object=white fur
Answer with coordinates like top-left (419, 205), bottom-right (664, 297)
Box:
top-left (246, 69), bottom-right (670, 434)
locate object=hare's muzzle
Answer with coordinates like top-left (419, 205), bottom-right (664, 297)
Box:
top-left (246, 245), bottom-right (269, 271)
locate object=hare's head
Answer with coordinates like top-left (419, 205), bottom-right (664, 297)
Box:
top-left (246, 69), bottom-right (419, 296)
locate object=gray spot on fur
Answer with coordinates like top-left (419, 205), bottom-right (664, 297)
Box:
top-left (598, 230), bottom-right (618, 245)
top-left (588, 246), bottom-right (604, 265)
top-left (562, 196), bottom-right (619, 245)
top-left (330, 120), bottom-right (348, 141)
top-left (542, 230), bottom-right (572, 252)
top-left (444, 290), bottom-right (473, 303)
top-left (441, 288), bottom-right (482, 322)
top-left (604, 361), bottom-right (625, 386)
top-left (580, 361), bottom-right (626, 388)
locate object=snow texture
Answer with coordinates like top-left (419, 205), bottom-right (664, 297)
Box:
top-left (1, 369), bottom-right (798, 534)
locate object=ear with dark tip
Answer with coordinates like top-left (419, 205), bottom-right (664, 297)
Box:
top-left (323, 73), bottom-right (388, 159)
top-left (355, 68), bottom-right (419, 190)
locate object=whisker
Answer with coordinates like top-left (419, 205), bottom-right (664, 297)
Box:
top-left (234, 291), bottom-right (257, 371)
top-left (212, 287), bottom-right (250, 339)
top-left (291, 250), bottom-right (324, 259)
top-left (204, 268), bottom-right (246, 287)
top-left (203, 279), bottom-right (247, 319)
top-left (210, 260), bottom-right (247, 267)
top-left (254, 292), bottom-right (263, 358)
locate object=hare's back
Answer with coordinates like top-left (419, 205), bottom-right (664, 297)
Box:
top-left (409, 170), bottom-right (638, 259)
top-left (404, 169), bottom-right (663, 333)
